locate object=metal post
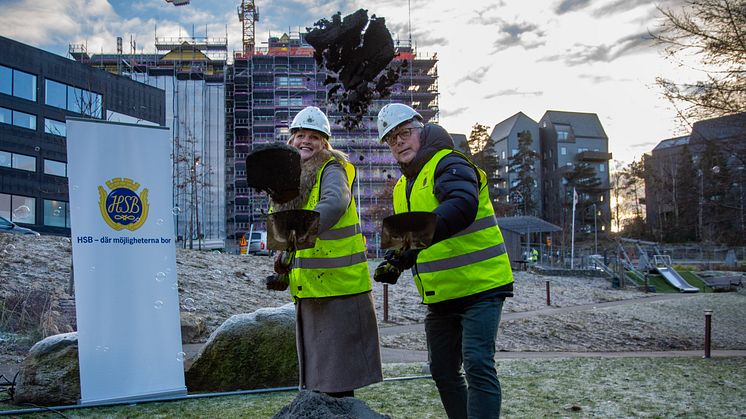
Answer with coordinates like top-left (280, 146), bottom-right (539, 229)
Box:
top-left (593, 202), bottom-right (597, 255)
top-left (704, 309), bottom-right (713, 358)
top-left (545, 280), bottom-right (551, 306)
top-left (383, 284), bottom-right (389, 323)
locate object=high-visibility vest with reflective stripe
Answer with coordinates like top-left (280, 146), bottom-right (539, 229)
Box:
top-left (393, 149), bottom-right (514, 304)
top-left (290, 159), bottom-right (370, 300)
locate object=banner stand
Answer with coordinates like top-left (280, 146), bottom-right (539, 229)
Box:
top-left (67, 118), bottom-right (186, 404)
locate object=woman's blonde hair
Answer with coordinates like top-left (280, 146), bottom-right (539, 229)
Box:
top-left (288, 130), bottom-right (349, 166)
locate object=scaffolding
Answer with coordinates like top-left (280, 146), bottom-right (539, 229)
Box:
top-left (225, 30), bottom-right (439, 253)
top-left (71, 35), bottom-right (228, 249)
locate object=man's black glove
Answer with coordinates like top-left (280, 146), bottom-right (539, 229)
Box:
top-left (374, 260), bottom-right (401, 284)
top-left (384, 249), bottom-right (420, 271)
top-left (266, 273), bottom-right (289, 291)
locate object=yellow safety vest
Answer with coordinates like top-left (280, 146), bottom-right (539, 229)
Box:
top-left (393, 149), bottom-right (514, 304)
top-left (289, 159), bottom-right (370, 300)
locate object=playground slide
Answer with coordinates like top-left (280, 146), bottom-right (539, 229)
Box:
top-left (654, 267), bottom-right (700, 293)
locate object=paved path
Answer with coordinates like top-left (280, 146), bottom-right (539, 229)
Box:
top-left (379, 293), bottom-right (694, 337)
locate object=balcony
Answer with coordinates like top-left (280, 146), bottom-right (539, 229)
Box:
top-left (577, 151), bottom-right (612, 162)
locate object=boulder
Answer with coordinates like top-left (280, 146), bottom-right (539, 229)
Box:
top-left (185, 303), bottom-right (297, 392)
top-left (13, 332), bottom-right (80, 405)
top-left (273, 390), bottom-right (391, 419)
top-left (180, 312), bottom-right (207, 343)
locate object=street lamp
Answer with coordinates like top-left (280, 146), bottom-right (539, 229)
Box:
top-left (592, 202), bottom-right (598, 255)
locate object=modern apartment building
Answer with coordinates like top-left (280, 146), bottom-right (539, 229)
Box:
top-left (539, 111), bottom-right (612, 235)
top-left (484, 110), bottom-right (612, 237)
top-left (0, 36), bottom-right (164, 235)
top-left (490, 111), bottom-right (542, 215)
top-left (644, 112), bottom-right (746, 240)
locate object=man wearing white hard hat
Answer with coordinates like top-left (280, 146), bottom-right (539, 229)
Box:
top-left (375, 103), bottom-right (514, 418)
top-left (268, 106), bottom-right (383, 398)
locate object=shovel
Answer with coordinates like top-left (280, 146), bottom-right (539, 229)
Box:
top-left (381, 212), bottom-right (438, 251)
top-left (264, 209), bottom-right (320, 291)
top-left (245, 143), bottom-right (301, 204)
top-left (378, 211), bottom-right (437, 322)
top-left (266, 209), bottom-right (320, 252)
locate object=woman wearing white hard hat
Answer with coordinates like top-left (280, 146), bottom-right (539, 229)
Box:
top-left (268, 106), bottom-right (382, 397)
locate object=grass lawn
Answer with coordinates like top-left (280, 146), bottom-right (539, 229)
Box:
top-left (2, 357), bottom-right (744, 418)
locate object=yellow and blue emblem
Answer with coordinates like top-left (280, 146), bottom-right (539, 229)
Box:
top-left (98, 178), bottom-right (149, 231)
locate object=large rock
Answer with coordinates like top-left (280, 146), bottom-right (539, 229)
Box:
top-left (274, 390), bottom-right (391, 419)
top-left (180, 312), bottom-right (207, 343)
top-left (13, 332), bottom-right (80, 405)
top-left (185, 303), bottom-right (298, 392)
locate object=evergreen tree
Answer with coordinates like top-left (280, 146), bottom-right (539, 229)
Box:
top-left (466, 123), bottom-right (501, 210)
top-left (507, 130), bottom-right (539, 215)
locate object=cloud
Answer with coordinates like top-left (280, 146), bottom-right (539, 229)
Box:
top-left (554, 0), bottom-right (593, 15)
top-left (629, 141), bottom-right (658, 148)
top-left (591, 0), bottom-right (652, 17)
top-left (483, 89), bottom-right (543, 99)
top-left (0, 0), bottom-right (117, 53)
top-left (454, 65), bottom-right (491, 86)
top-left (491, 20), bottom-right (546, 53)
top-left (440, 106), bottom-right (468, 118)
top-left (540, 31), bottom-right (654, 65)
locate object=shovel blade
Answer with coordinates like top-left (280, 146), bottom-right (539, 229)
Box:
top-left (245, 144), bottom-right (301, 204)
top-left (267, 209), bottom-right (320, 251)
top-left (381, 212), bottom-right (437, 250)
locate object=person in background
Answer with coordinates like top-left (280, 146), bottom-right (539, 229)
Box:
top-left (267, 106), bottom-right (382, 398)
top-left (374, 103), bottom-right (514, 418)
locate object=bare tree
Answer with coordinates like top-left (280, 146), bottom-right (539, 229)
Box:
top-left (653, 0), bottom-right (746, 122)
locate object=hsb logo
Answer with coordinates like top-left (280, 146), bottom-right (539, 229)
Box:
top-left (98, 178), bottom-right (149, 231)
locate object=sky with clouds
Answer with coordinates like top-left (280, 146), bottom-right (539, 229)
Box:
top-left (0, 0), bottom-right (697, 165)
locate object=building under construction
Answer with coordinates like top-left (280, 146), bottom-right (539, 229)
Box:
top-left (70, 35), bottom-right (228, 249)
top-left (226, 27), bottom-right (439, 251)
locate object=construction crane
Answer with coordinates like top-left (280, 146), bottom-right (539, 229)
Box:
top-left (237, 0), bottom-right (258, 55)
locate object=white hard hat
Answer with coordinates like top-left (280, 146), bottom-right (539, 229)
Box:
top-left (376, 103), bottom-right (422, 142)
top-left (290, 106), bottom-right (331, 138)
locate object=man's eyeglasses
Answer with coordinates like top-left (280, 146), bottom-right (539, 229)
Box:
top-left (384, 125), bottom-right (423, 146)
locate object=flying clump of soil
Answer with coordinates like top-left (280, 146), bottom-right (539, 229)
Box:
top-left (306, 9), bottom-right (408, 130)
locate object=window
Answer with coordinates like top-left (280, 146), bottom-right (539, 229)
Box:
top-left (511, 149), bottom-right (518, 156)
top-left (0, 66), bottom-right (36, 101)
top-left (599, 163), bottom-right (605, 172)
top-left (12, 153), bottom-right (35, 171)
top-left (13, 69), bottom-right (36, 101)
top-left (44, 159), bottom-right (66, 176)
top-left (11, 195), bottom-right (35, 224)
top-left (0, 107), bottom-right (10, 124)
top-left (67, 86), bottom-right (83, 114)
top-left (557, 131), bottom-right (568, 140)
top-left (500, 151), bottom-right (505, 160)
top-left (45, 79), bottom-right (102, 117)
top-left (44, 199), bottom-right (68, 227)
top-left (0, 65), bottom-right (11, 95)
top-left (0, 150), bottom-right (10, 167)
top-left (45, 79), bottom-right (67, 109)
top-left (278, 97), bottom-right (302, 106)
top-left (561, 147), bottom-right (567, 155)
top-left (44, 118), bottom-right (66, 137)
top-left (12, 110), bottom-right (36, 130)
top-left (0, 193), bottom-right (9, 219)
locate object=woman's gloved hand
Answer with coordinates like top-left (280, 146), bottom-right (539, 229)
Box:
top-left (274, 250), bottom-right (294, 275)
top-left (266, 273), bottom-right (289, 291)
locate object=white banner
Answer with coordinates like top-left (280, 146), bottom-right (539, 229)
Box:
top-left (66, 118), bottom-right (186, 404)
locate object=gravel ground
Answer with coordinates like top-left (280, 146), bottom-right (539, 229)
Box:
top-left (1, 234), bottom-right (745, 359)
